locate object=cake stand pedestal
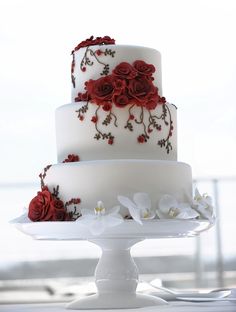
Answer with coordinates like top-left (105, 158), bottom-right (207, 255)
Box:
top-left (15, 219), bottom-right (212, 310)
top-left (68, 238), bottom-right (165, 309)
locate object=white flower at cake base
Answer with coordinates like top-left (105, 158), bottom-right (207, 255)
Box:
top-left (157, 195), bottom-right (199, 219)
top-left (192, 189), bottom-right (215, 223)
top-left (77, 201), bottom-right (123, 235)
top-left (117, 193), bottom-right (155, 225)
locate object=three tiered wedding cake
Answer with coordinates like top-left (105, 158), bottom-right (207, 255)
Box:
top-left (24, 36), bottom-right (214, 234)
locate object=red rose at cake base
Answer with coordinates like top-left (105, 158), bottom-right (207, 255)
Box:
top-left (28, 187), bottom-right (70, 222)
top-left (28, 187), bottom-right (54, 221)
top-left (51, 199), bottom-right (68, 221)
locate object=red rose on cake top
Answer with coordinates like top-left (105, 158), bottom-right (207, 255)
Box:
top-left (76, 60), bottom-right (165, 109)
top-left (112, 62), bottom-right (137, 80)
top-left (133, 60), bottom-right (155, 77)
top-left (85, 76), bottom-right (115, 105)
top-left (73, 36), bottom-right (115, 52)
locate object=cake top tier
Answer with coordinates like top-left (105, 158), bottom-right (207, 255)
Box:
top-left (71, 36), bottom-right (162, 103)
top-left (56, 37), bottom-right (177, 162)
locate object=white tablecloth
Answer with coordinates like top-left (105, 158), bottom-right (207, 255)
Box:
top-left (0, 302), bottom-right (235, 312)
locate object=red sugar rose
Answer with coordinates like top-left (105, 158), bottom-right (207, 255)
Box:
top-left (145, 90), bottom-right (160, 110)
top-left (112, 62), bottom-right (137, 80)
top-left (133, 60), bottom-right (155, 76)
top-left (113, 93), bottom-right (129, 108)
top-left (52, 199), bottom-right (64, 210)
top-left (53, 208), bottom-right (68, 221)
top-left (145, 99), bottom-right (158, 110)
top-left (63, 154), bottom-right (80, 163)
top-left (86, 76), bottom-right (114, 105)
top-left (128, 76), bottom-right (157, 104)
top-left (51, 199), bottom-right (67, 221)
top-left (28, 187), bottom-right (71, 222)
top-left (28, 187), bottom-right (54, 221)
top-left (102, 103), bottom-right (112, 111)
top-left (113, 78), bottom-right (127, 94)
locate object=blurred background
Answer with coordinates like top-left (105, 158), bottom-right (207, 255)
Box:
top-left (0, 0), bottom-right (236, 304)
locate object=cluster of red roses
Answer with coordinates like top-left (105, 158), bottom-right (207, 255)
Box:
top-left (73, 36), bottom-right (115, 52)
top-left (28, 186), bottom-right (71, 222)
top-left (75, 60), bottom-right (165, 110)
top-left (62, 154), bottom-right (80, 163)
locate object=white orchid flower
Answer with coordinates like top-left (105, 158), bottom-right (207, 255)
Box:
top-left (77, 201), bottom-right (123, 235)
top-left (117, 193), bottom-right (155, 225)
top-left (9, 207), bottom-right (31, 224)
top-left (157, 195), bottom-right (200, 219)
top-left (192, 189), bottom-right (215, 222)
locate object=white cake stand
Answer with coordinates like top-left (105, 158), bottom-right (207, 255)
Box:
top-left (15, 219), bottom-right (212, 310)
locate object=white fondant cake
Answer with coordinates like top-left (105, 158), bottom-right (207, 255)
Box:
top-left (56, 102), bottom-right (177, 162)
top-left (45, 160), bottom-right (192, 215)
top-left (50, 38), bottom-right (189, 215)
top-left (25, 37), bottom-right (214, 227)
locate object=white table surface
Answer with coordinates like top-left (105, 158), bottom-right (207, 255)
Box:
top-left (0, 301), bottom-right (235, 312)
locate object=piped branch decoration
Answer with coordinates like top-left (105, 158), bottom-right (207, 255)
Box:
top-left (71, 36), bottom-right (116, 86)
top-left (75, 60), bottom-right (174, 152)
top-left (64, 198), bottom-right (82, 221)
top-left (39, 164), bottom-right (52, 189)
top-left (79, 46), bottom-right (116, 75)
top-left (157, 104), bottom-right (174, 153)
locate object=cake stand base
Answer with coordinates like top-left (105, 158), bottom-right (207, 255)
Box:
top-left (67, 293), bottom-right (166, 310)
top-left (66, 238), bottom-right (167, 310)
top-left (15, 220), bottom-right (212, 310)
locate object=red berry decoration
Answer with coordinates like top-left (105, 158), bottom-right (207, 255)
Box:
top-left (91, 116), bottom-right (98, 123)
top-left (137, 135), bottom-right (146, 143)
top-left (108, 138), bottom-right (114, 145)
top-left (96, 49), bottom-right (102, 56)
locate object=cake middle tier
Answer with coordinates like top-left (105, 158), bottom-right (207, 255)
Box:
top-left (56, 102), bottom-right (177, 162)
top-left (45, 160), bottom-right (192, 213)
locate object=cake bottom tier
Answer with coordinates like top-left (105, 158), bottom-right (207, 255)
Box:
top-left (45, 160), bottom-right (192, 212)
